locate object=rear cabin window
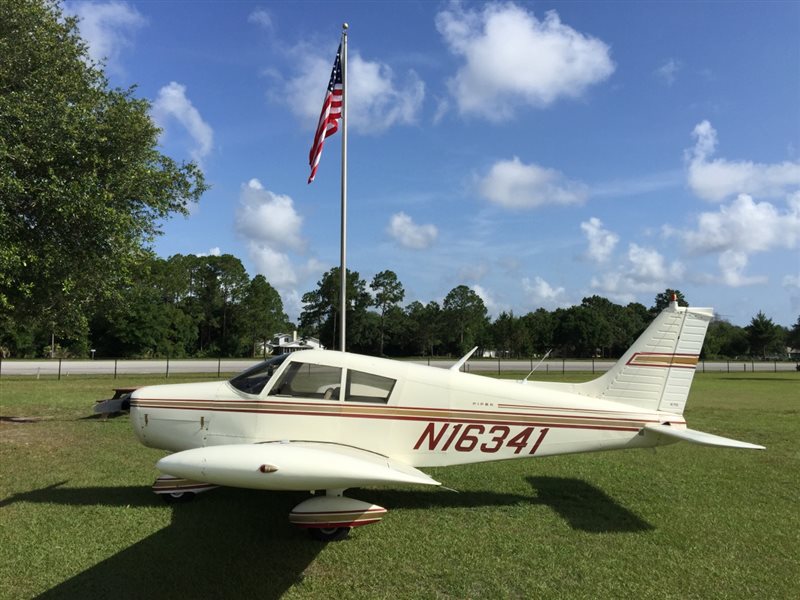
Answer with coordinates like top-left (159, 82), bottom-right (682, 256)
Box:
top-left (268, 362), bottom-right (342, 400)
top-left (345, 370), bottom-right (396, 404)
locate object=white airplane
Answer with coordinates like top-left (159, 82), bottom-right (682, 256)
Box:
top-left (114, 298), bottom-right (763, 541)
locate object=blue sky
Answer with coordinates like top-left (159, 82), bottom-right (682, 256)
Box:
top-left (65, 1), bottom-right (800, 327)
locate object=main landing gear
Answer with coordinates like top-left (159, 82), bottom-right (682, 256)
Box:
top-left (289, 490), bottom-right (387, 542)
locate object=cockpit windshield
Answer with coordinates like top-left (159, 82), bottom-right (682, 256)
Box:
top-left (228, 353), bottom-right (290, 395)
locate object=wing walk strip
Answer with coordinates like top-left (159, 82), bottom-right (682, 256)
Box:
top-left (131, 399), bottom-right (676, 432)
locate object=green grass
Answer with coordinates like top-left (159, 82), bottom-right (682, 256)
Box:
top-left (1, 372), bottom-right (797, 599)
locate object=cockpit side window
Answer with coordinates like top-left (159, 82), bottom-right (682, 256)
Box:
top-left (345, 370), bottom-right (395, 404)
top-left (229, 354), bottom-right (289, 395)
top-left (268, 362), bottom-right (342, 400)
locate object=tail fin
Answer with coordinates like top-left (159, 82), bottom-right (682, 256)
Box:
top-left (577, 298), bottom-right (713, 414)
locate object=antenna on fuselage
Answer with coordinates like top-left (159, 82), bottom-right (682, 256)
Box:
top-left (450, 347), bottom-right (478, 372)
top-left (522, 349), bottom-right (552, 383)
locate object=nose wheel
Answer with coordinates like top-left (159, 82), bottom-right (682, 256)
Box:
top-left (152, 475), bottom-right (217, 502)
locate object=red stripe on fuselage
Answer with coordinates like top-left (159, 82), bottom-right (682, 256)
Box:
top-left (130, 399), bottom-right (661, 432)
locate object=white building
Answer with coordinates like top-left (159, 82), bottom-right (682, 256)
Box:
top-left (268, 331), bottom-right (324, 355)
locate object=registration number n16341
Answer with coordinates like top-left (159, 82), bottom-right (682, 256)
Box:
top-left (413, 423), bottom-right (549, 455)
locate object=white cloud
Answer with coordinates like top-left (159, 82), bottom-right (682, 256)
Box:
top-left (656, 59), bottom-right (681, 86)
top-left (235, 179), bottom-right (309, 288)
top-left (248, 8), bottom-right (273, 29)
top-left (687, 120), bottom-right (800, 201)
top-left (247, 243), bottom-right (298, 287)
top-left (669, 193), bottom-right (800, 287)
top-left (236, 179), bottom-right (304, 251)
top-left (580, 217), bottom-right (618, 263)
top-left (195, 247), bottom-right (221, 257)
top-left (717, 250), bottom-right (766, 287)
top-left (387, 212), bottom-right (438, 249)
top-left (590, 244), bottom-right (683, 300)
top-left (627, 244), bottom-right (684, 283)
top-left (67, 1), bottom-right (145, 73)
top-left (522, 276), bottom-right (568, 309)
top-left (681, 194), bottom-right (800, 255)
top-left (279, 49), bottom-right (424, 134)
top-left (281, 289), bottom-right (305, 324)
top-left (471, 284), bottom-right (499, 314)
top-left (152, 82), bottom-right (214, 163)
top-left (436, 3), bottom-right (614, 120)
top-left (479, 157), bottom-right (588, 209)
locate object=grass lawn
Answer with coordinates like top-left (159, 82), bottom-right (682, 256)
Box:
top-left (0, 372), bottom-right (797, 599)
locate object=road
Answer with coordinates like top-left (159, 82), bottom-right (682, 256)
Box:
top-left (1, 357), bottom-right (796, 377)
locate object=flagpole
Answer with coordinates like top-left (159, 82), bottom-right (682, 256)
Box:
top-left (339, 23), bottom-right (348, 353)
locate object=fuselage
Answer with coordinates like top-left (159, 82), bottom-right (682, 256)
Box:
top-left (130, 350), bottom-right (684, 468)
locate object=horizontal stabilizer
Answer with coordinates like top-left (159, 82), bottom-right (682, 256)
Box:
top-left (93, 398), bottom-right (126, 414)
top-left (644, 423), bottom-right (765, 449)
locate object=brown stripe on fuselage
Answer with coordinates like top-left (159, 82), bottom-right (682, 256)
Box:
top-left (130, 397), bottom-right (674, 432)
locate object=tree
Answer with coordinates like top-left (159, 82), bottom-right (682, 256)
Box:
top-left (746, 311), bottom-right (782, 358)
top-left (442, 285), bottom-right (488, 355)
top-left (370, 270), bottom-right (405, 355)
top-left (553, 305), bottom-right (612, 358)
top-left (90, 255), bottom-right (197, 358)
top-left (651, 289), bottom-right (688, 314)
top-left (239, 275), bottom-right (289, 357)
top-left (580, 296), bottom-right (621, 357)
top-left (0, 0), bottom-right (207, 356)
top-left (404, 300), bottom-right (443, 356)
top-left (492, 311), bottom-right (526, 358)
top-left (788, 316), bottom-right (800, 351)
top-left (703, 318), bottom-right (748, 359)
top-left (520, 308), bottom-right (554, 356)
top-left (299, 268), bottom-right (371, 351)
top-left (380, 304), bottom-right (410, 355)
top-left (620, 302), bottom-right (651, 353)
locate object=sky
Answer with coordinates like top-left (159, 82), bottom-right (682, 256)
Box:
top-left (63, 0), bottom-right (800, 327)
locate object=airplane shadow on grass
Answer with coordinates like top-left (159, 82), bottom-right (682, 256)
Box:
top-left (3, 477), bottom-right (651, 599)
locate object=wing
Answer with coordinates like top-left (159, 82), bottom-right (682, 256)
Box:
top-left (156, 441), bottom-right (441, 491)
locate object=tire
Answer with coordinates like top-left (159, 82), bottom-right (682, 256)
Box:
top-left (161, 491), bottom-right (196, 504)
top-left (308, 527), bottom-right (351, 542)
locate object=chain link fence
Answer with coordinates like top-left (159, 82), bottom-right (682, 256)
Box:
top-left (1, 356), bottom-right (797, 379)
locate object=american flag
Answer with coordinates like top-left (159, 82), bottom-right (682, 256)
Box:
top-left (308, 45), bottom-right (343, 184)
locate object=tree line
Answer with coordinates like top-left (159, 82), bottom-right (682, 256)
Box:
top-left (299, 270), bottom-right (798, 361)
top-left (4, 254), bottom-right (796, 360)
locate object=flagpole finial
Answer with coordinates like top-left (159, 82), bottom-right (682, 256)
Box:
top-left (342, 22), bottom-right (349, 30)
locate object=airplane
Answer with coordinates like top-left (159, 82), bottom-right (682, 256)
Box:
top-left (101, 297), bottom-right (764, 541)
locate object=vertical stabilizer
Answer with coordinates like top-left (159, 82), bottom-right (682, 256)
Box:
top-left (577, 299), bottom-right (713, 414)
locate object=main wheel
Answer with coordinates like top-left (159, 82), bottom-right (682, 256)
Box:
top-left (308, 527), bottom-right (351, 542)
top-left (161, 491), bottom-right (196, 504)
